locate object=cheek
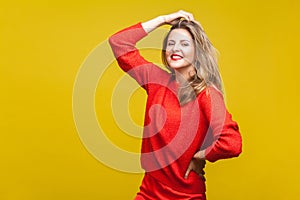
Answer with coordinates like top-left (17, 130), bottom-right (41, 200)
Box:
top-left (165, 50), bottom-right (171, 59)
top-left (184, 48), bottom-right (195, 61)
top-left (164, 52), bottom-right (170, 65)
top-left (191, 47), bottom-right (196, 59)
top-left (165, 47), bottom-right (172, 55)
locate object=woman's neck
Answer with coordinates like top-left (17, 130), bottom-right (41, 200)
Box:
top-left (174, 66), bottom-right (196, 85)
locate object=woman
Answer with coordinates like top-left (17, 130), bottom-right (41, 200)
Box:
top-left (109, 10), bottom-right (242, 200)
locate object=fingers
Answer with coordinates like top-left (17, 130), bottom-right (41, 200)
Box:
top-left (163, 10), bottom-right (195, 25)
top-left (177, 10), bottom-right (194, 21)
top-left (195, 168), bottom-right (206, 182)
top-left (171, 10), bottom-right (194, 23)
top-left (199, 173), bottom-right (206, 182)
top-left (168, 18), bottom-right (181, 26)
top-left (184, 166), bottom-right (191, 179)
top-left (184, 165), bottom-right (206, 181)
top-left (197, 160), bottom-right (206, 169)
top-left (176, 11), bottom-right (203, 29)
top-left (184, 158), bottom-right (206, 180)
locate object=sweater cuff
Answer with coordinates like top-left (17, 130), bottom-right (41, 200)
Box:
top-left (204, 146), bottom-right (217, 163)
top-left (137, 22), bottom-right (149, 36)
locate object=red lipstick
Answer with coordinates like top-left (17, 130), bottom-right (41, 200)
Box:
top-left (170, 54), bottom-right (183, 61)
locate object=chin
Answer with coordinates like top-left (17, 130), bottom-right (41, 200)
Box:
top-left (167, 62), bottom-right (182, 68)
top-left (167, 60), bottom-right (192, 70)
top-left (168, 63), bottom-right (190, 70)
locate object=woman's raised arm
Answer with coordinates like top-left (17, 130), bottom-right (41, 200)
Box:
top-left (108, 10), bottom-right (195, 91)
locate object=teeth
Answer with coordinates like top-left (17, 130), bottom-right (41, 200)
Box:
top-left (171, 55), bottom-right (182, 59)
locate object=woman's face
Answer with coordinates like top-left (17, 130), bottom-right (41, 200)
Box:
top-left (165, 28), bottom-right (195, 70)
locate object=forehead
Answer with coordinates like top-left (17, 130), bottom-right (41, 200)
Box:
top-left (168, 28), bottom-right (193, 41)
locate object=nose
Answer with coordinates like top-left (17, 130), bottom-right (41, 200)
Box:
top-left (173, 43), bottom-right (181, 52)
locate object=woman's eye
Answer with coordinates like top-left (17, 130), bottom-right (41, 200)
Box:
top-left (167, 42), bottom-right (174, 46)
top-left (182, 42), bottom-right (189, 46)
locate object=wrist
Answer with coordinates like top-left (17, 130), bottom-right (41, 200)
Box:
top-left (198, 150), bottom-right (206, 160)
top-left (158, 15), bottom-right (166, 25)
top-left (142, 16), bottom-right (166, 34)
top-left (194, 150), bottom-right (206, 160)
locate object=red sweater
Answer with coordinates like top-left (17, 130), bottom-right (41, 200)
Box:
top-left (109, 23), bottom-right (242, 194)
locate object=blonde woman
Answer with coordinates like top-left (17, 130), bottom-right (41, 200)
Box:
top-left (109, 10), bottom-right (242, 200)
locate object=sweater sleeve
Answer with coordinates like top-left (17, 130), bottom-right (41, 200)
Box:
top-left (199, 87), bottom-right (242, 163)
top-left (108, 23), bottom-right (169, 91)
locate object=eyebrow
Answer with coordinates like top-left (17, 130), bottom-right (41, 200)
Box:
top-left (167, 39), bottom-right (191, 42)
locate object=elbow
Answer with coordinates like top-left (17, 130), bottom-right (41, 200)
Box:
top-left (222, 124), bottom-right (243, 158)
top-left (108, 35), bottom-right (117, 48)
top-left (108, 35), bottom-right (122, 59)
top-left (108, 32), bottom-right (124, 50)
top-left (230, 141), bottom-right (242, 158)
top-left (228, 134), bottom-right (242, 158)
top-left (205, 137), bottom-right (242, 163)
top-left (108, 34), bottom-right (132, 59)
top-left (217, 134), bottom-right (243, 159)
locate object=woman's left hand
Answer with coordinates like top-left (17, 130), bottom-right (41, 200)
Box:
top-left (184, 151), bottom-right (206, 180)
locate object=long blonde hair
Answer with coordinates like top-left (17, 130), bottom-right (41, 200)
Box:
top-left (161, 20), bottom-right (223, 105)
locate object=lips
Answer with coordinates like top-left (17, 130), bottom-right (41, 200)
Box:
top-left (170, 54), bottom-right (183, 61)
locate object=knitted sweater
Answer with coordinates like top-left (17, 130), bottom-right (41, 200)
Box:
top-left (109, 23), bottom-right (242, 194)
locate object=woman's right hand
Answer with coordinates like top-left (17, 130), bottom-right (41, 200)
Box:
top-left (162, 10), bottom-right (195, 25)
top-left (142, 10), bottom-right (195, 33)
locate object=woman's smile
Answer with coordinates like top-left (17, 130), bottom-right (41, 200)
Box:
top-left (170, 53), bottom-right (183, 61)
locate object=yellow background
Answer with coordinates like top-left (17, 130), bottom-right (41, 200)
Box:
top-left (1, 0), bottom-right (300, 199)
